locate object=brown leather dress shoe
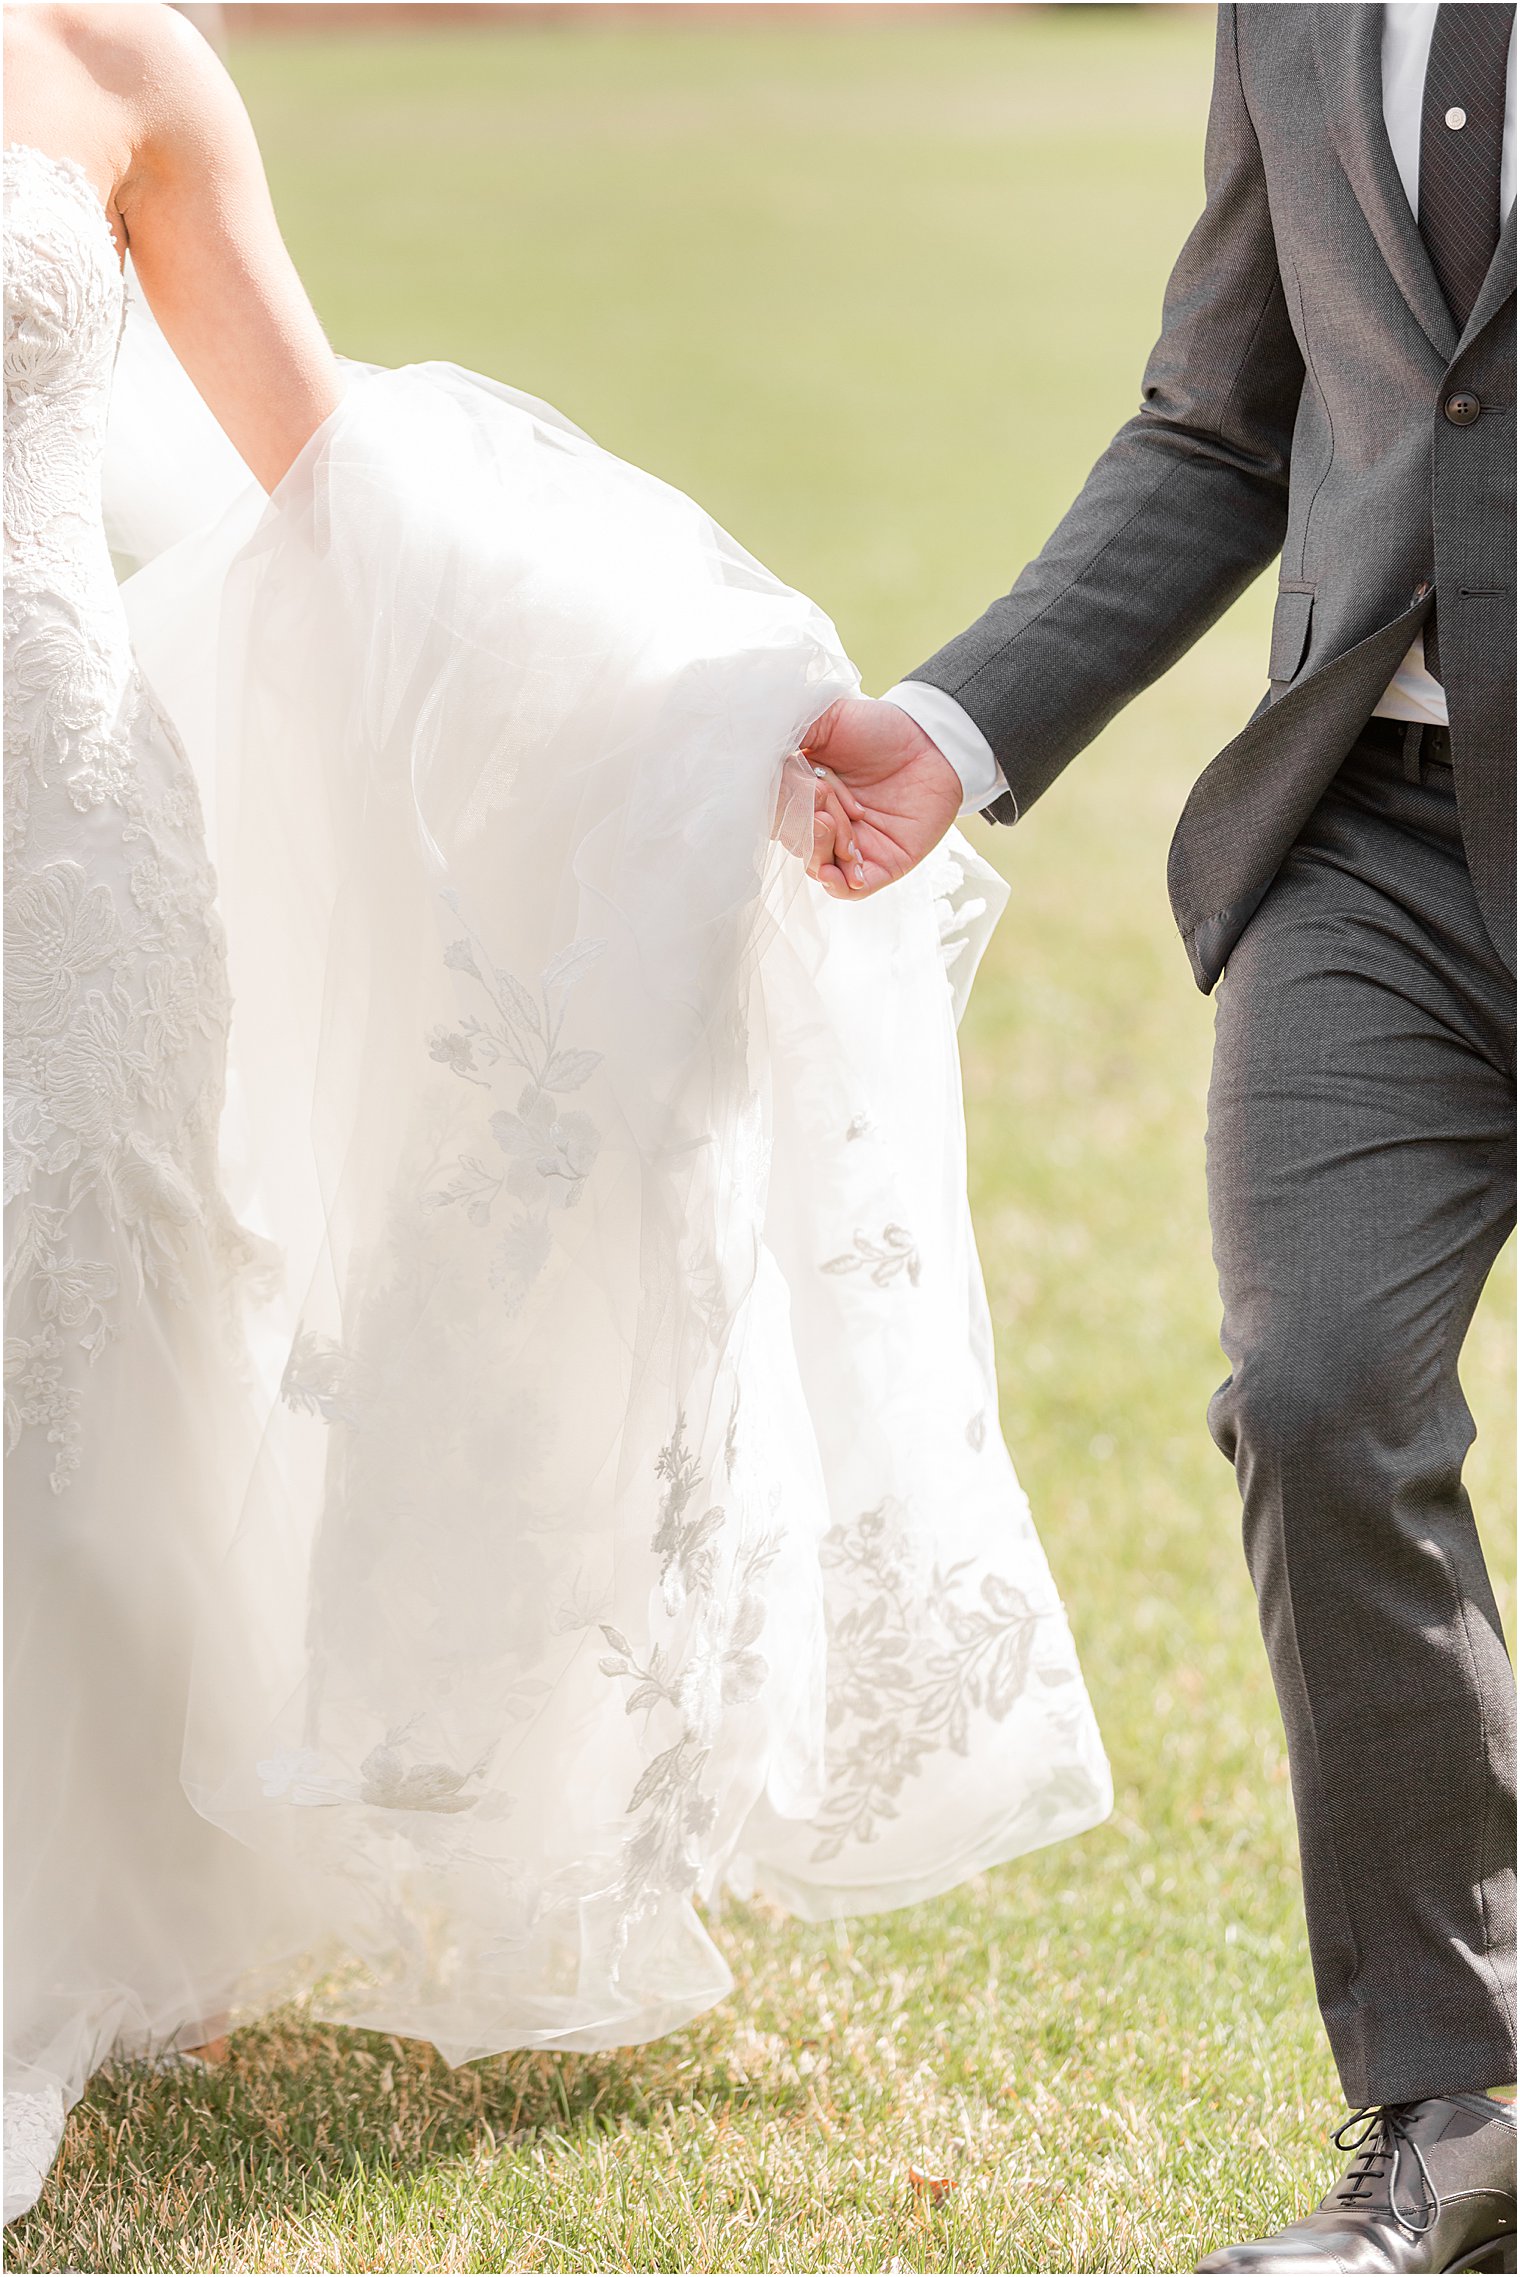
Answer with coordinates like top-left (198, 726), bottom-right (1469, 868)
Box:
top-left (1195, 2096), bottom-right (1517, 2273)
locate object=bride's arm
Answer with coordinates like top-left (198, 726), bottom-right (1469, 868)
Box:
top-left (111, 4), bottom-right (342, 491)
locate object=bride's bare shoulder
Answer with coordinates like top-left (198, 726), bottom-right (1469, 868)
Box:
top-left (8, 4), bottom-right (229, 148)
top-left (2, 6), bottom-right (145, 184)
top-left (24, 2), bottom-right (208, 80)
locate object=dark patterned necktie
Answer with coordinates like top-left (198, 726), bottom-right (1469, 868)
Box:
top-left (1418, 2), bottom-right (1515, 330)
top-left (1416, 1), bottom-right (1514, 678)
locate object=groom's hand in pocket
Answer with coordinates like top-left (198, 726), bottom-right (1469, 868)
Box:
top-left (801, 697), bottom-right (962, 899)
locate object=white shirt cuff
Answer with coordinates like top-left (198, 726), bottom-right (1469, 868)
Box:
top-left (880, 681), bottom-right (1009, 817)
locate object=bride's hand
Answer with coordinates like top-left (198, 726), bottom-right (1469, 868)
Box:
top-left (800, 697), bottom-right (962, 899)
top-left (805, 768), bottom-right (866, 894)
top-left (775, 749), bottom-right (864, 887)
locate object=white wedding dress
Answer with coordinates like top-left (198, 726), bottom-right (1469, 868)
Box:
top-left (3, 140), bottom-right (1111, 2224)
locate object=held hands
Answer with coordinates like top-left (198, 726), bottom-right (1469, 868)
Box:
top-left (799, 697), bottom-right (963, 900)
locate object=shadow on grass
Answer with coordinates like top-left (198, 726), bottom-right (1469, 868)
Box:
top-left (6, 1995), bottom-right (818, 2271)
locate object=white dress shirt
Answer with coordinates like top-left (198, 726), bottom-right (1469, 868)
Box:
top-left (888, 1), bottom-right (1518, 813)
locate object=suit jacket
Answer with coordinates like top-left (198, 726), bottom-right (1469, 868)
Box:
top-left (910, 3), bottom-right (1516, 992)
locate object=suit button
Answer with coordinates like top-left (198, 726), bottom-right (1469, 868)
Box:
top-left (1444, 392), bottom-right (1482, 425)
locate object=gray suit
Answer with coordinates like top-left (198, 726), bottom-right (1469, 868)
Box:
top-left (913, 4), bottom-right (1516, 2109)
top-left (913, 3), bottom-right (1514, 997)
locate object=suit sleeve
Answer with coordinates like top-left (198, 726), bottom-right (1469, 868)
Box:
top-left (911, 5), bottom-right (1305, 823)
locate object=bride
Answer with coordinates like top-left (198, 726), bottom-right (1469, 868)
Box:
top-left (3, 0), bottom-right (1111, 2223)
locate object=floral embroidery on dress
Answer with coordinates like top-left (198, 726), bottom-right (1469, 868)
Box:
top-left (358, 1727), bottom-right (494, 1815)
top-left (280, 1327), bottom-right (362, 1425)
top-left (256, 1726), bottom-right (506, 1818)
top-left (613, 1737), bottom-right (719, 1910)
top-left (6, 1203), bottom-right (116, 1358)
top-left (811, 1499), bottom-right (1046, 1863)
top-left (650, 1413), bottom-right (722, 1612)
top-left (3, 146), bottom-right (123, 560)
top-left (3, 1324), bottom-right (83, 1495)
top-left (427, 916), bottom-right (604, 1311)
top-left (599, 1417), bottom-right (778, 1914)
top-left (821, 1223), bottom-right (921, 1288)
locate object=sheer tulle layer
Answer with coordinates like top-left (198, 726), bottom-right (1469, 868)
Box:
top-left (122, 363), bottom-right (1111, 2065)
top-left (3, 1234), bottom-right (316, 2222)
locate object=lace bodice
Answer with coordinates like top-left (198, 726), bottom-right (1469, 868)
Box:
top-left (3, 144), bottom-right (123, 589)
top-left (3, 144), bottom-right (248, 1492)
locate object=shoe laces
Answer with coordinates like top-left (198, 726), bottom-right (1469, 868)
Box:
top-left (1333, 2105), bottom-right (1441, 2239)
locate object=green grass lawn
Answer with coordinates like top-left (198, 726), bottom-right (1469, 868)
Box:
top-left (14, 9), bottom-right (1514, 2272)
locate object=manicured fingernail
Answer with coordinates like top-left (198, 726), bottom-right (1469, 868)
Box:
top-left (854, 863), bottom-right (866, 884)
top-left (847, 842), bottom-right (859, 860)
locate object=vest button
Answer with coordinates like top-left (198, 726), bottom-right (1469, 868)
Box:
top-left (1444, 392), bottom-right (1482, 425)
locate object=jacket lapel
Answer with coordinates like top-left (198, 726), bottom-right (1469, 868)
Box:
top-left (1310, 3), bottom-right (1458, 361)
top-left (1459, 203), bottom-right (1518, 354)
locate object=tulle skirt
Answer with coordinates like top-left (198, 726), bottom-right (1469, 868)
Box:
top-left (8, 346), bottom-right (1109, 2211)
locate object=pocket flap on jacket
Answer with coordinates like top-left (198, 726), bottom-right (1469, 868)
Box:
top-left (1268, 586), bottom-right (1314, 683)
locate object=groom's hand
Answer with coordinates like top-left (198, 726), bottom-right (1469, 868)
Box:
top-left (800, 697), bottom-right (962, 900)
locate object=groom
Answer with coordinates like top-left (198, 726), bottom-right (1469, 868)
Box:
top-left (807, 6), bottom-right (1517, 2270)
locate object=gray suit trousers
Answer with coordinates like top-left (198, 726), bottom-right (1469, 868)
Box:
top-left (1206, 728), bottom-right (1517, 2109)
